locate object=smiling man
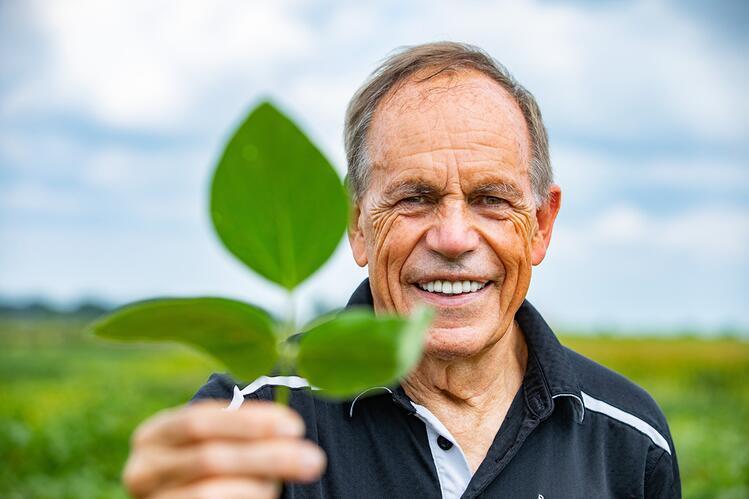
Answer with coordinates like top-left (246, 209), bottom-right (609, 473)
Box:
top-left (123, 43), bottom-right (681, 499)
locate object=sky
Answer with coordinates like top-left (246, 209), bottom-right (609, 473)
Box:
top-left (1, 0), bottom-right (747, 333)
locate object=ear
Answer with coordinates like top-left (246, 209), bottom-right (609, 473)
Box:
top-left (348, 202), bottom-right (368, 267)
top-left (531, 184), bottom-right (562, 266)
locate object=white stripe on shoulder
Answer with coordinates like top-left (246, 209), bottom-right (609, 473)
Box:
top-left (581, 391), bottom-right (671, 455)
top-left (225, 375), bottom-right (315, 411)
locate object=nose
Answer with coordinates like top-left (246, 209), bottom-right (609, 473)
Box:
top-left (425, 199), bottom-right (480, 260)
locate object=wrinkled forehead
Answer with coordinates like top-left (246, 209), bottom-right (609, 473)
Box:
top-left (366, 69), bottom-right (533, 194)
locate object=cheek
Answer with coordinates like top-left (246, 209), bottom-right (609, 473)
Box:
top-left (493, 210), bottom-right (536, 258)
top-left (503, 212), bottom-right (536, 301)
top-left (367, 212), bottom-right (425, 268)
top-left (481, 213), bottom-right (533, 263)
top-left (481, 213), bottom-right (535, 305)
top-left (365, 212), bottom-right (428, 313)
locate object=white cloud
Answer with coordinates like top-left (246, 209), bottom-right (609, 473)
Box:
top-left (657, 207), bottom-right (749, 259)
top-left (590, 205), bottom-right (649, 244)
top-left (552, 145), bottom-right (749, 202)
top-left (80, 145), bottom-right (209, 190)
top-left (1, 0), bottom-right (746, 329)
top-left (0, 182), bottom-right (84, 216)
top-left (640, 159), bottom-right (749, 191)
top-left (424, 0), bottom-right (748, 143)
top-left (0, 132), bottom-right (91, 177)
top-left (3, 0), bottom-right (744, 143)
top-left (556, 203), bottom-right (749, 261)
top-left (79, 145), bottom-right (217, 225)
top-left (281, 73), bottom-right (364, 174)
top-left (0, 135), bottom-right (217, 227)
top-left (3, 0), bottom-right (316, 130)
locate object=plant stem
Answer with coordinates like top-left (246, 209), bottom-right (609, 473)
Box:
top-left (274, 291), bottom-right (297, 405)
top-left (275, 384), bottom-right (289, 406)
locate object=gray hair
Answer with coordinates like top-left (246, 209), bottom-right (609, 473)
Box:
top-left (344, 41), bottom-right (552, 206)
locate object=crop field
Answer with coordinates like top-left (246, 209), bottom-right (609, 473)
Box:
top-left (1, 317), bottom-right (747, 498)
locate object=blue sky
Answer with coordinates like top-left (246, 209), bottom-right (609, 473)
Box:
top-left (1, 0), bottom-right (747, 332)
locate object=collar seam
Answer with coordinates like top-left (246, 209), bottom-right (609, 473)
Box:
top-left (523, 349), bottom-right (553, 419)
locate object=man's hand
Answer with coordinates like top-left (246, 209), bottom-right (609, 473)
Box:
top-left (123, 400), bottom-right (326, 498)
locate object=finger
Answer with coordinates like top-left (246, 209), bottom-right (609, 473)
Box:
top-left (134, 401), bottom-right (305, 447)
top-left (149, 478), bottom-right (281, 499)
top-left (125, 440), bottom-right (326, 497)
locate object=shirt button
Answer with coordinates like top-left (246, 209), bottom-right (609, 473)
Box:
top-left (437, 435), bottom-right (453, 450)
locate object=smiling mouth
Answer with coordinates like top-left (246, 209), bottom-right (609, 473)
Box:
top-left (416, 279), bottom-right (490, 295)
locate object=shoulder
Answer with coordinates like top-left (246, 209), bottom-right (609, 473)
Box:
top-left (563, 347), bottom-right (681, 497)
top-left (564, 346), bottom-right (671, 439)
top-left (189, 373), bottom-right (239, 403)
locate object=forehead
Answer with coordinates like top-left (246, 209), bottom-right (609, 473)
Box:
top-left (366, 69), bottom-right (532, 192)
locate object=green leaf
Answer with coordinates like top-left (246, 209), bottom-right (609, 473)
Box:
top-left (296, 306), bottom-right (433, 398)
top-left (88, 298), bottom-right (278, 381)
top-left (210, 100), bottom-right (349, 290)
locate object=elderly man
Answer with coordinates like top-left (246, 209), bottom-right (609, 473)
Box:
top-left (123, 42), bottom-right (680, 498)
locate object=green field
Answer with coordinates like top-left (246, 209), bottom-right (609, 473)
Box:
top-left (1, 317), bottom-right (747, 498)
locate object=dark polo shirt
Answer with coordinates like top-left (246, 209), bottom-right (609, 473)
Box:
top-left (192, 279), bottom-right (681, 498)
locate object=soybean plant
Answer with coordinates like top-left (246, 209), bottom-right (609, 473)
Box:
top-left (89, 101), bottom-right (431, 403)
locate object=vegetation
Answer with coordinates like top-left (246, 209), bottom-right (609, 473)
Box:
top-left (1, 316), bottom-right (747, 498)
top-left (90, 101), bottom-right (431, 402)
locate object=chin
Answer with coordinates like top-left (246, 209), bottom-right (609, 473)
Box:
top-left (422, 325), bottom-right (492, 360)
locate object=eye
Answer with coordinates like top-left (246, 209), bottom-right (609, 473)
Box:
top-left (477, 195), bottom-right (508, 206)
top-left (401, 195), bottom-right (429, 205)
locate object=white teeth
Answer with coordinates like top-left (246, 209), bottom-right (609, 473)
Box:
top-left (417, 280), bottom-right (488, 295)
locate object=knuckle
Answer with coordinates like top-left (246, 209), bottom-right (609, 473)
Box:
top-left (267, 441), bottom-right (324, 478)
top-left (131, 422), bottom-right (153, 447)
top-left (181, 414), bottom-right (207, 441)
top-left (240, 400), bottom-right (275, 420)
top-left (194, 444), bottom-right (226, 475)
top-left (244, 402), bottom-right (305, 435)
top-left (122, 458), bottom-right (152, 496)
top-left (261, 480), bottom-right (283, 499)
top-left (131, 407), bottom-right (175, 446)
top-left (280, 408), bottom-right (306, 429)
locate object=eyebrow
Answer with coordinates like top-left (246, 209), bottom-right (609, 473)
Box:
top-left (382, 179), bottom-right (524, 201)
top-left (470, 182), bottom-right (524, 200)
top-left (383, 180), bottom-right (440, 199)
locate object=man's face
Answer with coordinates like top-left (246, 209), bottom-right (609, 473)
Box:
top-left (349, 69), bottom-right (560, 359)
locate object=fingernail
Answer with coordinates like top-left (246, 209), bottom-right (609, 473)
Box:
top-left (276, 418), bottom-right (304, 437)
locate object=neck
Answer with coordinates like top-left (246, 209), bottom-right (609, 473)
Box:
top-left (403, 319), bottom-right (528, 414)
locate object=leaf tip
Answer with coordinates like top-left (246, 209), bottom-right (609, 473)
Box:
top-left (84, 315), bottom-right (110, 339)
top-left (253, 98), bottom-right (281, 117)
